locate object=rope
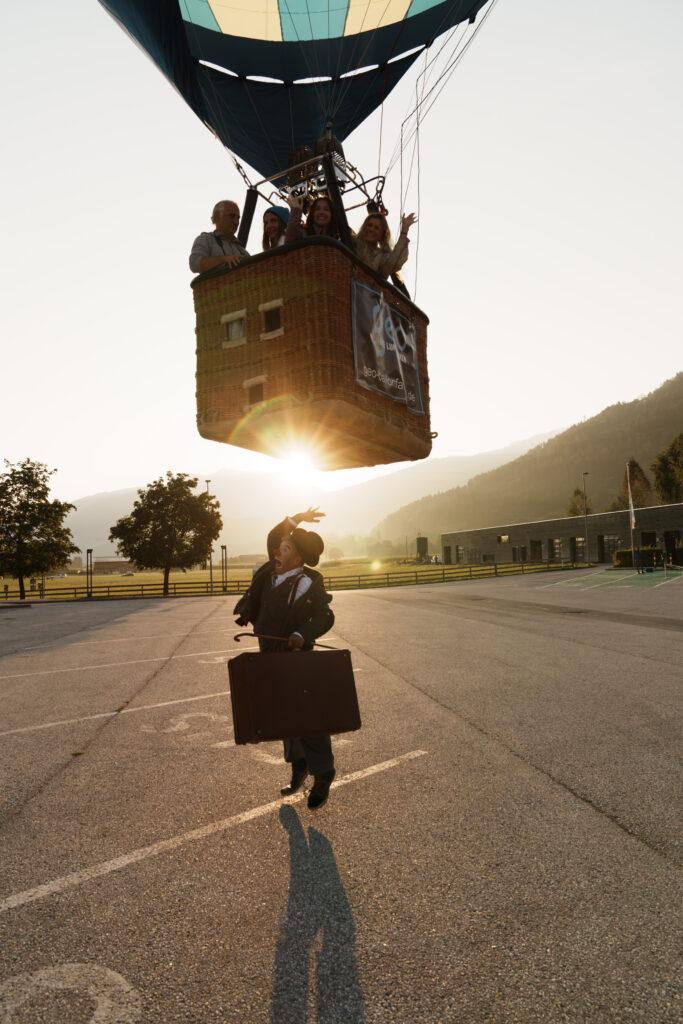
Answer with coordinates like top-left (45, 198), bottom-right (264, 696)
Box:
top-left (384, 0), bottom-right (500, 177)
top-left (400, 50), bottom-right (429, 206)
top-left (327, 0), bottom-right (422, 125)
top-left (383, 23), bottom-right (465, 176)
top-left (241, 78), bottom-right (282, 172)
top-left (414, 91), bottom-right (421, 302)
top-left (280, 0), bottom-right (333, 122)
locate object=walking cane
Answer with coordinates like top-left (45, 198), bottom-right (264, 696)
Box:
top-left (233, 631), bottom-right (336, 650)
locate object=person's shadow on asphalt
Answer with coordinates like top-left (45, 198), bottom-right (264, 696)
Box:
top-left (272, 804), bottom-right (366, 1024)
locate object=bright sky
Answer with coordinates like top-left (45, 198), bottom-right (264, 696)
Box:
top-left (2, 1), bottom-right (681, 503)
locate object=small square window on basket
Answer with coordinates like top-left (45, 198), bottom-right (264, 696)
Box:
top-left (264, 307), bottom-right (281, 333)
top-left (242, 374), bottom-right (267, 412)
top-left (220, 308), bottom-right (247, 348)
top-left (258, 298), bottom-right (284, 340)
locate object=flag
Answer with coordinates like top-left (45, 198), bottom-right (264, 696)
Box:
top-left (626, 463), bottom-right (636, 530)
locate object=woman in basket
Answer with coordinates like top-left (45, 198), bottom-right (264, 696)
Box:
top-left (284, 194), bottom-right (342, 243)
top-left (262, 205), bottom-right (289, 249)
top-left (354, 210), bottom-right (417, 279)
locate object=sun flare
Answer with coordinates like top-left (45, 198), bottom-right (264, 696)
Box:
top-left (275, 447), bottom-right (327, 486)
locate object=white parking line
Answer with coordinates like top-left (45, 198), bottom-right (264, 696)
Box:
top-left (655, 573), bottom-right (683, 588)
top-left (540, 571), bottom-right (605, 589)
top-left (585, 572), bottom-right (639, 588)
top-left (0, 646), bottom-right (259, 681)
top-left (25, 631), bottom-right (342, 652)
top-left (0, 750), bottom-right (428, 914)
top-left (23, 625), bottom-right (258, 651)
top-left (0, 691), bottom-right (233, 738)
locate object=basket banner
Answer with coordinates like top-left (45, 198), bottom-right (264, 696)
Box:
top-left (352, 280), bottom-right (425, 414)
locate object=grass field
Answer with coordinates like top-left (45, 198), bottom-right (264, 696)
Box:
top-left (1, 557), bottom-right (452, 600)
top-left (0, 557), bottom-right (585, 602)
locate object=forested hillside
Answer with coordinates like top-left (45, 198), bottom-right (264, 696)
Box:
top-left (376, 373), bottom-right (683, 546)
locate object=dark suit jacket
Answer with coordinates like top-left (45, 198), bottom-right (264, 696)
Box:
top-left (234, 519), bottom-right (334, 648)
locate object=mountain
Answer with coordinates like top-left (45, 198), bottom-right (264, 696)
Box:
top-left (63, 431), bottom-right (556, 558)
top-left (374, 372), bottom-right (683, 547)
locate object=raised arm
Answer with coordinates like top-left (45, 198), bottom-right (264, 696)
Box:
top-left (377, 213), bottom-right (417, 278)
top-left (284, 195), bottom-right (305, 244)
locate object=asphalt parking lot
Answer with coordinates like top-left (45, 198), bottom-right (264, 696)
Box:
top-left (0, 569), bottom-right (681, 1023)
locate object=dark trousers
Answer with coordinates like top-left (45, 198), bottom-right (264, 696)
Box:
top-left (284, 735), bottom-right (334, 776)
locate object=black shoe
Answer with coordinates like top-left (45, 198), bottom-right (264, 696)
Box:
top-left (307, 770), bottom-right (336, 809)
top-left (280, 764), bottom-right (308, 796)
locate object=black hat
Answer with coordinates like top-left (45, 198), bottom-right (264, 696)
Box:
top-left (289, 528), bottom-right (324, 567)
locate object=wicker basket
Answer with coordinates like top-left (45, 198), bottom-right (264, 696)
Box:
top-left (192, 237), bottom-right (432, 470)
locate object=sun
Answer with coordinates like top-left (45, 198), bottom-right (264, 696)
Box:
top-left (275, 446), bottom-right (326, 486)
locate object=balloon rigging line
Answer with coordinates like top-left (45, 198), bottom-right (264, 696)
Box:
top-left (386, 2), bottom-right (498, 175)
top-left (181, 19), bottom-right (263, 188)
top-left (287, 89), bottom-right (296, 154)
top-left (384, 26), bottom-right (463, 176)
top-left (384, 21), bottom-right (469, 177)
top-left (377, 94), bottom-right (385, 179)
top-left (281, 0), bottom-right (333, 120)
top-left (327, 1), bottom-right (427, 125)
top-left (242, 80), bottom-right (283, 173)
top-left (377, 0), bottom-right (481, 153)
top-left (386, 0), bottom-right (500, 175)
top-left (414, 89), bottom-right (422, 303)
top-left (400, 50), bottom-right (429, 207)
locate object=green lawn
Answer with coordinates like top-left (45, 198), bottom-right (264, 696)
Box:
top-left (1, 557), bottom-right (447, 598)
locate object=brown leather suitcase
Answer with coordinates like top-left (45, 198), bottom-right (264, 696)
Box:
top-left (228, 649), bottom-right (361, 745)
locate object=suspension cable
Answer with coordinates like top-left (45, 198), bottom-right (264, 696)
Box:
top-left (385, 0), bottom-right (500, 177)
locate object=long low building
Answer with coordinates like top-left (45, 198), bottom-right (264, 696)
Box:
top-left (441, 503), bottom-right (683, 565)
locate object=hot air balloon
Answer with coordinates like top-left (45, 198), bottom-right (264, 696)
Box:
top-left (98, 0), bottom-right (492, 469)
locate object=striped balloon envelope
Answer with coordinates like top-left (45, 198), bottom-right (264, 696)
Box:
top-left (98, 0), bottom-right (490, 176)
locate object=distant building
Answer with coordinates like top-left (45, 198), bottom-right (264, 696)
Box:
top-left (441, 503), bottom-right (683, 565)
top-left (416, 536), bottom-right (429, 561)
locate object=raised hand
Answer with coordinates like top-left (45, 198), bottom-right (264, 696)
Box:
top-left (400, 212), bottom-right (417, 235)
top-left (293, 506), bottom-right (325, 524)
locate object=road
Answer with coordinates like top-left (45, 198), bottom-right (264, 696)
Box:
top-left (0, 569), bottom-right (681, 1023)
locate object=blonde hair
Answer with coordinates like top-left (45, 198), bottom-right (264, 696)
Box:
top-left (359, 214), bottom-right (392, 253)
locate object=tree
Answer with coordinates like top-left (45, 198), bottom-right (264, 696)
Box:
top-left (651, 433), bottom-right (683, 504)
top-left (109, 473), bottom-right (222, 595)
top-left (0, 459), bottom-right (79, 600)
top-left (604, 458), bottom-right (653, 512)
top-left (566, 486), bottom-right (592, 517)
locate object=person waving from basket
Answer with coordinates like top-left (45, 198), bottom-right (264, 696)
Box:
top-left (233, 507), bottom-right (337, 809)
top-left (284, 194), bottom-right (341, 243)
top-left (354, 211), bottom-right (417, 279)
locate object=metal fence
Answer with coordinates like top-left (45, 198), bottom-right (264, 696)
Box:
top-left (1, 560), bottom-right (582, 603)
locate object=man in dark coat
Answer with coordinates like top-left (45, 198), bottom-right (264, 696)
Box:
top-left (234, 508), bottom-right (336, 809)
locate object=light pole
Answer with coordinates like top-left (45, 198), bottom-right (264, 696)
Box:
top-left (582, 472), bottom-right (590, 565)
top-left (205, 480), bottom-right (213, 592)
